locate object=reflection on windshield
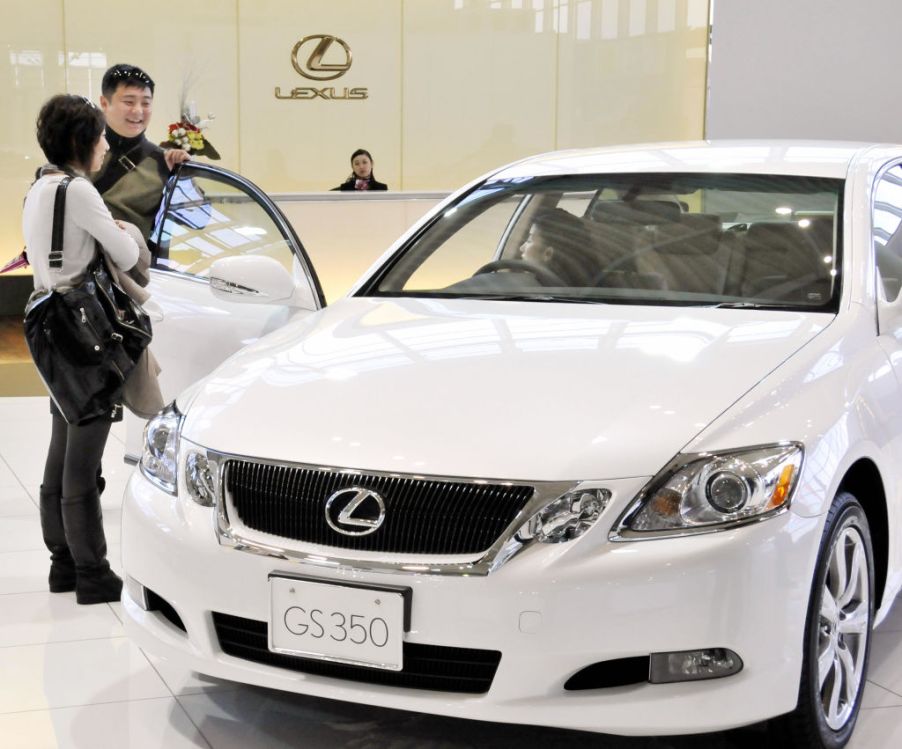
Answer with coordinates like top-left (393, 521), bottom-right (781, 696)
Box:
top-left (369, 172), bottom-right (843, 312)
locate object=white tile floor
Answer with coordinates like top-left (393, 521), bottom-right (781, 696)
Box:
top-left (2, 395), bottom-right (902, 748)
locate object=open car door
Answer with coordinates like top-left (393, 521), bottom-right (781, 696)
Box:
top-left (124, 162), bottom-right (325, 461)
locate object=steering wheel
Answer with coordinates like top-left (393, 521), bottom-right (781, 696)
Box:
top-left (474, 259), bottom-right (567, 287)
top-left (591, 246), bottom-right (658, 287)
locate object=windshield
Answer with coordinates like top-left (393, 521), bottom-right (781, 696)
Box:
top-left (365, 172), bottom-right (844, 311)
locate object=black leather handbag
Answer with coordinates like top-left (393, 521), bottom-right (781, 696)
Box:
top-left (24, 177), bottom-right (153, 425)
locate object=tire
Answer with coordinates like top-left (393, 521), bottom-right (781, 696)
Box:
top-left (771, 491), bottom-right (875, 748)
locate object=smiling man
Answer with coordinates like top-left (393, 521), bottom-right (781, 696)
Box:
top-left (94, 64), bottom-right (189, 245)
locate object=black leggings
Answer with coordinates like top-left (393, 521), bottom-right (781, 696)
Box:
top-left (42, 409), bottom-right (112, 498)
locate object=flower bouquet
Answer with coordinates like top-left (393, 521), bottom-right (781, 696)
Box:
top-left (160, 103), bottom-right (220, 159)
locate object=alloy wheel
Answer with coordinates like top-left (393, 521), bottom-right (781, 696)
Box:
top-left (817, 525), bottom-right (871, 731)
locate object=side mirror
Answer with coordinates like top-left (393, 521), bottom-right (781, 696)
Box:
top-left (209, 256), bottom-right (304, 306)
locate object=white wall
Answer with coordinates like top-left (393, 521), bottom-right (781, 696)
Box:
top-left (707, 0), bottom-right (902, 143)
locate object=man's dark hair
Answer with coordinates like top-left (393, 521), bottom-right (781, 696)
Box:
top-left (101, 64), bottom-right (155, 99)
top-left (36, 94), bottom-right (105, 170)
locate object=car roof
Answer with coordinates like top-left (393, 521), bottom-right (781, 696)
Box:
top-left (493, 140), bottom-right (902, 181)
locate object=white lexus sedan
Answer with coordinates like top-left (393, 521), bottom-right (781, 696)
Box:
top-left (122, 142), bottom-right (902, 748)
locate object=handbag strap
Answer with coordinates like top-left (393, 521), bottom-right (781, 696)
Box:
top-left (47, 176), bottom-right (72, 271)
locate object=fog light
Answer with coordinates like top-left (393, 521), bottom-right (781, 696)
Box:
top-left (649, 648), bottom-right (742, 683)
top-left (125, 575), bottom-right (148, 610)
top-left (185, 450), bottom-right (217, 507)
top-left (518, 488), bottom-right (611, 543)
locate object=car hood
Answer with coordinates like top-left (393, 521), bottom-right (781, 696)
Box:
top-left (181, 298), bottom-right (832, 481)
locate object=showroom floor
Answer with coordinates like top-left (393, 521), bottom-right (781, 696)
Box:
top-left (2, 396), bottom-right (902, 748)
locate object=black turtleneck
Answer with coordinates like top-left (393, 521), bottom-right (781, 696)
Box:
top-left (104, 125), bottom-right (146, 155)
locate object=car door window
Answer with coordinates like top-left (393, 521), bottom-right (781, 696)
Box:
top-left (874, 164), bottom-right (902, 302)
top-left (152, 166), bottom-right (298, 278)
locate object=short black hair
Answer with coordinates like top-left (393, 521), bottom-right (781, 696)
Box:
top-left (532, 208), bottom-right (590, 249)
top-left (101, 64), bottom-right (155, 99)
top-left (36, 94), bottom-right (105, 171)
top-left (530, 208), bottom-right (595, 285)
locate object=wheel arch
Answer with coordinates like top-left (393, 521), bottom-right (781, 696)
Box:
top-left (837, 457), bottom-right (889, 609)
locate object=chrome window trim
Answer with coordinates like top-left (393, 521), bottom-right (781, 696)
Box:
top-left (202, 448), bottom-right (579, 577)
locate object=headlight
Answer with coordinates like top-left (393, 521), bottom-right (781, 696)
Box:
top-left (140, 402), bottom-right (182, 495)
top-left (611, 443), bottom-right (802, 540)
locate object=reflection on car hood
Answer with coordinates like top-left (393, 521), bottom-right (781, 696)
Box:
top-left (181, 298), bottom-right (832, 481)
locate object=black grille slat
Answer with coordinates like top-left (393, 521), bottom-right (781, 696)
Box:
top-left (310, 468), bottom-right (327, 544)
top-left (225, 460), bottom-right (534, 555)
top-left (288, 466), bottom-right (302, 540)
top-left (412, 479), bottom-right (438, 550)
top-left (213, 612), bottom-right (501, 693)
top-left (275, 466), bottom-right (286, 536)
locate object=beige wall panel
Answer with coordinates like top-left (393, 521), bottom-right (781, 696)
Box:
top-left (239, 0), bottom-right (402, 193)
top-left (556, 0), bottom-right (708, 148)
top-left (0, 0), bottom-right (66, 263)
top-left (402, 1), bottom-right (558, 190)
top-left (64, 0), bottom-right (240, 172)
top-left (278, 197), bottom-right (441, 303)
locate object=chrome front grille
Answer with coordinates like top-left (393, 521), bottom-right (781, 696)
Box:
top-left (223, 459), bottom-right (535, 555)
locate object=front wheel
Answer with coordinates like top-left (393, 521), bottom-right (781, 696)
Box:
top-left (771, 491), bottom-right (874, 748)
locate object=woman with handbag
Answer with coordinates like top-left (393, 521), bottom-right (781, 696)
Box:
top-left (23, 94), bottom-right (141, 604)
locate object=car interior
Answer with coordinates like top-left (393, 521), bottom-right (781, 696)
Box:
top-left (385, 174), bottom-right (843, 311)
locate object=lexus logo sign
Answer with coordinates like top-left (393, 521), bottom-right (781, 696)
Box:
top-left (291, 35), bottom-right (352, 81)
top-left (275, 34), bottom-right (369, 100)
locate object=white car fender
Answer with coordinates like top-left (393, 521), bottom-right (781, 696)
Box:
top-left (684, 309), bottom-right (902, 520)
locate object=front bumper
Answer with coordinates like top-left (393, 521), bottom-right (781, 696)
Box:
top-left (121, 470), bottom-right (822, 736)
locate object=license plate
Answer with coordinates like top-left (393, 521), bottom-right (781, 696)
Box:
top-left (268, 575), bottom-right (407, 671)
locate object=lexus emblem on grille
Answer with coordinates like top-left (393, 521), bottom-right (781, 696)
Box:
top-left (324, 487), bottom-right (386, 536)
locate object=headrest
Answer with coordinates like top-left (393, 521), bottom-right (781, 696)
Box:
top-left (801, 216), bottom-right (836, 255)
top-left (745, 222), bottom-right (808, 254)
top-left (589, 200), bottom-right (681, 225)
top-left (745, 221), bottom-right (831, 280)
top-left (653, 213), bottom-right (722, 255)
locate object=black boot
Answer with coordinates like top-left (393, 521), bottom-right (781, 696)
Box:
top-left (60, 489), bottom-right (122, 605)
top-left (39, 486), bottom-right (76, 593)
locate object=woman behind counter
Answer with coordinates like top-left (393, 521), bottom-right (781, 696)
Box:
top-left (332, 148), bottom-right (388, 191)
top-left (23, 94), bottom-right (140, 605)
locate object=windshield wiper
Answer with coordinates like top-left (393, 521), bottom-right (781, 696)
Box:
top-left (706, 301), bottom-right (799, 310)
top-left (462, 294), bottom-right (609, 304)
